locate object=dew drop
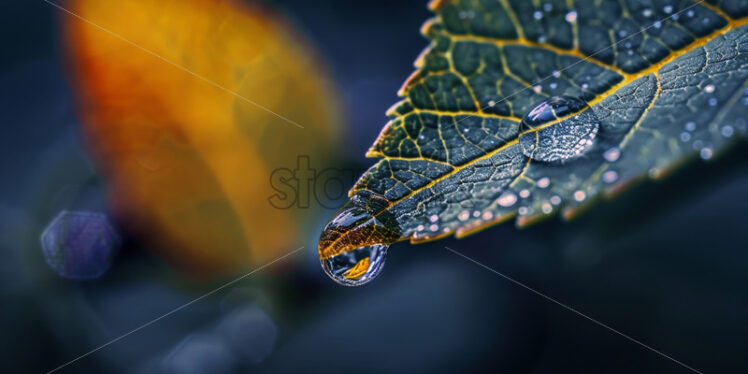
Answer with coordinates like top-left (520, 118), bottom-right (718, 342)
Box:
top-left (708, 98), bottom-right (718, 106)
top-left (488, 100), bottom-right (496, 107)
top-left (704, 84), bottom-right (715, 93)
top-left (533, 85), bottom-right (543, 93)
top-left (663, 5), bottom-right (673, 14)
top-left (482, 211), bottom-right (494, 220)
top-left (700, 147), bottom-right (713, 160)
top-left (550, 195), bottom-right (562, 205)
top-left (416, 224), bottom-right (424, 231)
top-left (519, 96), bottom-right (599, 162)
top-left (603, 147), bottom-right (621, 162)
top-left (573, 190), bottom-right (586, 202)
top-left (429, 224), bottom-right (439, 232)
top-left (672, 13), bottom-right (680, 21)
top-left (642, 8), bottom-right (653, 18)
top-left (552, 70), bottom-right (561, 78)
top-left (721, 125), bottom-right (734, 137)
top-left (458, 210), bottom-right (470, 221)
top-left (518, 206), bottom-right (529, 215)
top-left (618, 30), bottom-right (627, 38)
top-left (685, 121), bottom-right (696, 132)
top-left (602, 170), bottom-right (618, 184)
top-left (565, 11), bottom-right (577, 23)
top-left (537, 177), bottom-right (551, 188)
top-left (543, 3), bottom-right (552, 12)
top-left (549, 82), bottom-right (558, 90)
top-left (442, 227), bottom-right (450, 233)
top-left (429, 214), bottom-right (439, 223)
top-left (653, 20), bottom-right (662, 29)
top-left (680, 132), bottom-right (691, 142)
top-left (541, 203), bottom-right (553, 214)
top-left (497, 192), bottom-right (518, 207)
top-left (686, 10), bottom-right (694, 18)
top-left (534, 10), bottom-right (543, 20)
top-left (473, 210), bottom-right (481, 218)
top-left (519, 189), bottom-right (531, 198)
top-left (581, 83), bottom-right (589, 90)
top-left (321, 244), bottom-right (388, 286)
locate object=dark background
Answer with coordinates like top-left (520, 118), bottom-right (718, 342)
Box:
top-left (2, 0), bottom-right (747, 373)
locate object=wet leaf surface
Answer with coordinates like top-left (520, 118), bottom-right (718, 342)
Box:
top-left (322, 0), bottom-right (748, 257)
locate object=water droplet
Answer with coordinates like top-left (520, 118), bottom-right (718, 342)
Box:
top-left (533, 84), bottom-right (543, 93)
top-left (518, 206), bottom-right (529, 215)
top-left (429, 214), bottom-right (439, 223)
top-left (550, 195), bottom-right (562, 205)
top-left (534, 10), bottom-right (543, 20)
top-left (602, 170), bottom-right (618, 184)
top-left (458, 210), bottom-right (470, 221)
top-left (642, 8), bottom-right (653, 18)
top-left (442, 227), bottom-right (450, 233)
top-left (519, 96), bottom-right (599, 162)
top-left (565, 10), bottom-right (577, 23)
top-left (704, 84), bottom-right (715, 93)
top-left (685, 121), bottom-right (696, 131)
top-left (702, 17), bottom-right (709, 25)
top-left (663, 5), bottom-right (673, 14)
top-left (549, 82), bottom-right (558, 90)
top-left (537, 34), bottom-right (547, 43)
top-left (708, 98), bottom-right (718, 106)
top-left (482, 211), bottom-right (494, 220)
top-left (680, 132), bottom-right (691, 142)
top-left (581, 83), bottom-right (589, 90)
top-left (686, 10), bottom-right (694, 18)
top-left (537, 177), bottom-right (550, 188)
top-left (519, 189), bottom-right (531, 198)
top-left (429, 224), bottom-right (439, 232)
top-left (573, 190), bottom-right (586, 202)
top-left (488, 100), bottom-right (496, 107)
top-left (552, 70), bottom-right (561, 78)
top-left (603, 147), bottom-right (621, 162)
top-left (543, 3), bottom-right (552, 12)
top-left (672, 13), bottom-right (680, 21)
top-left (541, 203), bottom-right (553, 214)
top-left (618, 30), bottom-right (627, 38)
top-left (321, 244), bottom-right (388, 286)
top-left (417, 224), bottom-right (424, 231)
top-left (721, 125), bottom-right (734, 137)
top-left (700, 147), bottom-right (713, 160)
top-left (653, 20), bottom-right (662, 29)
top-left (497, 192), bottom-right (518, 207)
top-left (472, 210), bottom-right (481, 218)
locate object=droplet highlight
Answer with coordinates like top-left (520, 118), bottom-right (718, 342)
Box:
top-left (321, 244), bottom-right (388, 287)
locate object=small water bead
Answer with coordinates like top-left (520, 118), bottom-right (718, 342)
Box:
top-left (482, 211), bottom-right (494, 220)
top-left (429, 214), bottom-right (439, 223)
top-left (519, 96), bottom-right (600, 163)
top-left (686, 10), bottom-right (695, 18)
top-left (602, 170), bottom-right (618, 184)
top-left (534, 10), bottom-right (543, 20)
top-left (581, 83), bottom-right (589, 90)
top-left (708, 98), bottom-right (718, 106)
top-left (473, 210), bottom-right (481, 218)
top-left (603, 147), bottom-right (621, 162)
top-left (537, 177), bottom-right (551, 188)
top-left (543, 3), bottom-right (552, 12)
top-left (497, 192), bottom-right (518, 207)
top-left (417, 224), bottom-right (424, 231)
top-left (618, 30), bottom-right (627, 38)
top-left (429, 224), bottom-right (439, 232)
top-left (653, 20), bottom-right (662, 29)
top-left (663, 5), bottom-right (673, 14)
top-left (565, 11), bottom-right (577, 23)
top-left (672, 13), bottom-right (680, 21)
top-left (533, 85), bottom-right (543, 93)
top-left (642, 8), bottom-right (653, 18)
top-left (704, 84), bottom-right (715, 93)
top-left (458, 210), bottom-right (470, 221)
top-left (519, 189), bottom-right (531, 198)
top-left (680, 132), bottom-right (691, 142)
top-left (321, 244), bottom-right (388, 286)
top-left (549, 82), bottom-right (558, 90)
top-left (442, 227), bottom-right (450, 233)
top-left (700, 147), bottom-right (713, 160)
top-left (722, 125), bottom-right (734, 137)
top-left (573, 190), bottom-right (587, 202)
top-left (488, 100), bottom-right (496, 107)
top-left (685, 121), bottom-right (696, 131)
top-left (518, 206), bottom-right (529, 215)
top-left (552, 70), bottom-right (561, 78)
top-left (693, 139), bottom-right (704, 150)
top-left (541, 203), bottom-right (553, 214)
top-left (550, 195), bottom-right (562, 205)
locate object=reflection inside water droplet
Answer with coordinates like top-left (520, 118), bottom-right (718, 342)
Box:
top-left (519, 96), bottom-right (600, 163)
top-left (321, 244), bottom-right (388, 286)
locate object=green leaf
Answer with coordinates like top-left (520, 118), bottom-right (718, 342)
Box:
top-left (320, 0), bottom-right (748, 259)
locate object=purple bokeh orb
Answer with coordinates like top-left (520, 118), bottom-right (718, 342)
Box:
top-left (40, 210), bottom-right (120, 280)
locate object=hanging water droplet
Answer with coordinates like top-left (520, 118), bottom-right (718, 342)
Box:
top-left (321, 244), bottom-right (388, 286)
top-left (519, 96), bottom-right (600, 162)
